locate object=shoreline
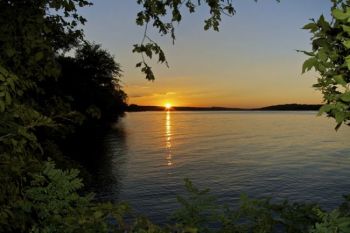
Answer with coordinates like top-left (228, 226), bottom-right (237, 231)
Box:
top-left (126, 104), bottom-right (322, 112)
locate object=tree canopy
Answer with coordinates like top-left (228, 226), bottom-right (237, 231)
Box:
top-left (0, 1), bottom-right (127, 231)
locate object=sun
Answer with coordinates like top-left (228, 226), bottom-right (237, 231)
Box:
top-left (165, 103), bottom-right (172, 110)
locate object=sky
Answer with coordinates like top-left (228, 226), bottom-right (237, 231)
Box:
top-left (79, 0), bottom-right (333, 108)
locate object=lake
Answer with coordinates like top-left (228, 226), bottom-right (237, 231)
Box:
top-left (82, 111), bottom-right (350, 223)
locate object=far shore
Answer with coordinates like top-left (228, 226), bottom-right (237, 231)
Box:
top-left (127, 104), bottom-right (322, 112)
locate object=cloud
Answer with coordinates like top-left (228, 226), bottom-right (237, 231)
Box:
top-left (129, 92), bottom-right (177, 98)
top-left (125, 84), bottom-right (150, 89)
top-left (153, 92), bottom-right (176, 96)
top-left (129, 94), bottom-right (148, 98)
top-left (176, 90), bottom-right (214, 97)
top-left (129, 90), bottom-right (216, 99)
top-left (130, 92), bottom-right (177, 98)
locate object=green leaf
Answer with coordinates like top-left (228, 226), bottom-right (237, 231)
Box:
top-left (302, 22), bottom-right (317, 30)
top-left (318, 104), bottom-right (333, 115)
top-left (345, 56), bottom-right (350, 70)
top-left (318, 50), bottom-right (327, 62)
top-left (184, 227), bottom-right (198, 233)
top-left (302, 58), bottom-right (316, 73)
top-left (0, 100), bottom-right (4, 112)
top-left (335, 111), bottom-right (346, 123)
top-left (141, 64), bottom-right (155, 81)
top-left (4, 92), bottom-right (11, 105)
top-left (342, 25), bottom-right (350, 34)
top-left (0, 65), bottom-right (8, 76)
top-left (93, 211), bottom-right (103, 219)
top-left (34, 52), bottom-right (44, 61)
top-left (334, 75), bottom-right (347, 87)
top-left (342, 40), bottom-right (350, 48)
top-left (318, 15), bottom-right (329, 30)
top-left (332, 8), bottom-right (349, 20)
top-left (5, 47), bottom-right (15, 57)
top-left (8, 78), bottom-right (15, 91)
top-left (340, 92), bottom-right (350, 102)
top-left (145, 48), bottom-right (152, 58)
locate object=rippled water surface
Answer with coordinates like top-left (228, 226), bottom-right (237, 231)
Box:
top-left (84, 111), bottom-right (350, 223)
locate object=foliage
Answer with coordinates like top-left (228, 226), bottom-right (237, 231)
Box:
top-left (0, 0), bottom-right (91, 102)
top-left (76, 179), bottom-right (348, 233)
top-left (0, 0), bottom-right (127, 232)
top-left (0, 0), bottom-right (92, 154)
top-left (302, 0), bottom-right (350, 129)
top-left (39, 42), bottom-right (127, 127)
top-left (1, 159), bottom-right (130, 233)
top-left (172, 179), bottom-right (219, 232)
top-left (310, 209), bottom-right (350, 233)
top-left (171, 180), bottom-right (323, 233)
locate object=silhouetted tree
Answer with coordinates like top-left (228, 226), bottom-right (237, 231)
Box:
top-left (56, 43), bottom-right (127, 125)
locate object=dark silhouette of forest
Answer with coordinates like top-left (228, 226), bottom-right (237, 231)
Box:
top-left (38, 43), bottom-right (128, 163)
top-left (41, 43), bottom-right (127, 127)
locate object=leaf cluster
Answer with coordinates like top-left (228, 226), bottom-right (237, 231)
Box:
top-left (134, 0), bottom-right (236, 80)
top-left (0, 1), bottom-right (128, 232)
top-left (302, 0), bottom-right (350, 129)
top-left (125, 179), bottom-right (350, 233)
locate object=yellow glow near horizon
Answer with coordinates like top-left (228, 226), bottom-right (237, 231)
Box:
top-left (165, 103), bottom-right (172, 110)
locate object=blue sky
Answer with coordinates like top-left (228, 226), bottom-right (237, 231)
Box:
top-left (79, 0), bottom-right (332, 107)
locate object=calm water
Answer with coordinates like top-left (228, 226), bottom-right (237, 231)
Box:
top-left (83, 111), bottom-right (350, 223)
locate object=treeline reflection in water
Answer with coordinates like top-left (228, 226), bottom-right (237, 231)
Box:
top-left (78, 111), bottom-right (350, 223)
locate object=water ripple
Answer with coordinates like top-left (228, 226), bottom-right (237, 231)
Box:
top-left (88, 111), bottom-right (350, 223)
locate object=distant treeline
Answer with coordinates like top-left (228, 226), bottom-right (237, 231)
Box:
top-left (127, 104), bottom-right (322, 112)
top-left (258, 104), bottom-right (322, 111)
top-left (127, 104), bottom-right (242, 111)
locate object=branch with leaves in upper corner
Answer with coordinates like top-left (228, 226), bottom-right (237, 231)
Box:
top-left (133, 0), bottom-right (280, 81)
top-left (133, 0), bottom-right (236, 81)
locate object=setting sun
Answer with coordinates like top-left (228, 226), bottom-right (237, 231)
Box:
top-left (165, 103), bottom-right (172, 110)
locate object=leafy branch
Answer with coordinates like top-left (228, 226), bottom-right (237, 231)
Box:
top-left (133, 0), bottom-right (237, 80)
top-left (302, 0), bottom-right (350, 129)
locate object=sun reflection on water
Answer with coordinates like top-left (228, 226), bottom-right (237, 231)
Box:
top-left (165, 111), bottom-right (172, 166)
